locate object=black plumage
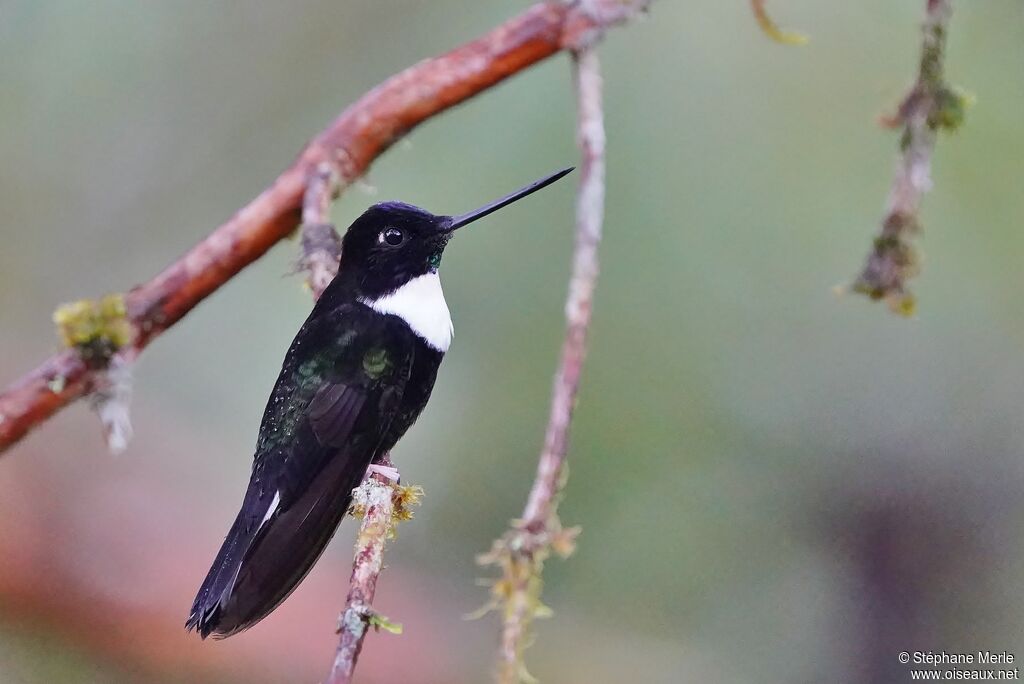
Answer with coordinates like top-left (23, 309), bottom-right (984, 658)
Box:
top-left (187, 298), bottom-right (442, 637)
top-left (187, 168), bottom-right (571, 638)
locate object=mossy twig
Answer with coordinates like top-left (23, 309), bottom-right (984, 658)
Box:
top-left (327, 455), bottom-right (420, 684)
top-left (850, 0), bottom-right (967, 315)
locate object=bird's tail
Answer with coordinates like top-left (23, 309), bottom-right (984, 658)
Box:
top-left (186, 451), bottom-right (368, 638)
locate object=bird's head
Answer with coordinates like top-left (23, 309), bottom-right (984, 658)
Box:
top-left (337, 167), bottom-right (573, 300)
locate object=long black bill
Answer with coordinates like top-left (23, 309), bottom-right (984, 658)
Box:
top-left (445, 166), bottom-right (574, 231)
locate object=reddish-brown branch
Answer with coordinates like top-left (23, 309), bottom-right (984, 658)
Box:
top-left (0, 0), bottom-right (647, 455)
top-left (0, 351), bottom-right (91, 453)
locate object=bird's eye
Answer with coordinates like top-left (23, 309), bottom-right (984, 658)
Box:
top-left (380, 228), bottom-right (405, 247)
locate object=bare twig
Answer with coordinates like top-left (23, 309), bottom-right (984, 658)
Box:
top-left (479, 45), bottom-right (606, 684)
top-left (750, 0), bottom-right (808, 45)
top-left (851, 0), bottom-right (966, 315)
top-left (327, 455), bottom-right (421, 684)
top-left (522, 49), bottom-right (605, 535)
top-left (0, 0), bottom-right (651, 455)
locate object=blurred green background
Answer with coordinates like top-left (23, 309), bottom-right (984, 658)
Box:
top-left (1, 1), bottom-right (1023, 682)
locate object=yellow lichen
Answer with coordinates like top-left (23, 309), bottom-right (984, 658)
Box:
top-left (347, 481), bottom-right (422, 540)
top-left (367, 612), bottom-right (403, 635)
top-left (392, 484), bottom-right (424, 523)
top-left (930, 85), bottom-right (974, 132)
top-left (53, 294), bottom-right (132, 363)
top-left (888, 293), bottom-right (917, 318)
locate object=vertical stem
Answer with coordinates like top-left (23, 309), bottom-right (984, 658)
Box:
top-left (326, 455), bottom-right (399, 684)
top-left (494, 46), bottom-right (606, 683)
top-left (522, 48), bottom-right (605, 531)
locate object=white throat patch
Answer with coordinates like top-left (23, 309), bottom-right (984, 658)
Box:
top-left (359, 272), bottom-right (454, 352)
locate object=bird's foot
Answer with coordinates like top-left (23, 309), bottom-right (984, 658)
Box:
top-left (366, 463), bottom-right (401, 483)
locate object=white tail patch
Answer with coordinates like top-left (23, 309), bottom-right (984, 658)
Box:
top-left (359, 272), bottom-right (454, 352)
top-left (259, 491), bottom-right (281, 530)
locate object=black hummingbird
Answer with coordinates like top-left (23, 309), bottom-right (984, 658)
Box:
top-left (186, 167), bottom-right (573, 638)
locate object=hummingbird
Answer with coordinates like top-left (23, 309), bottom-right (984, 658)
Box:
top-left (186, 167), bottom-right (573, 638)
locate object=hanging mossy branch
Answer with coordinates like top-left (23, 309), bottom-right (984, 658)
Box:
top-left (850, 0), bottom-right (968, 315)
top-left (52, 294), bottom-right (133, 366)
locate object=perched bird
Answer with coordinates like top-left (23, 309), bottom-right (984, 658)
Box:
top-left (186, 167), bottom-right (573, 638)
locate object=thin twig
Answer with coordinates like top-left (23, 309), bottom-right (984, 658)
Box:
top-left (327, 455), bottom-right (415, 684)
top-left (851, 0), bottom-right (965, 315)
top-left (480, 45), bottom-right (606, 684)
top-left (0, 0), bottom-right (650, 455)
top-left (749, 0), bottom-right (809, 45)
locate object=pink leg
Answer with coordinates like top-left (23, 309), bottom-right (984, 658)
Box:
top-left (366, 463), bottom-right (400, 483)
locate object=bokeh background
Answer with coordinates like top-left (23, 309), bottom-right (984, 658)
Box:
top-left (1, 1), bottom-right (1023, 682)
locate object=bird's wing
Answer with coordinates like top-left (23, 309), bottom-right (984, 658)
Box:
top-left (187, 302), bottom-right (414, 637)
